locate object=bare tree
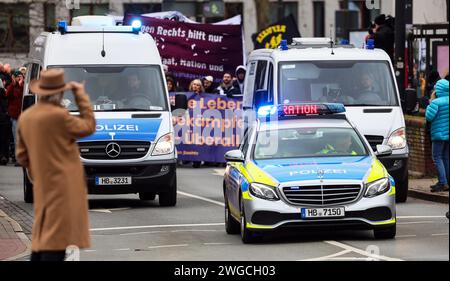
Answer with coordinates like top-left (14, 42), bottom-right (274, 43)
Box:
top-left (254, 0), bottom-right (270, 31)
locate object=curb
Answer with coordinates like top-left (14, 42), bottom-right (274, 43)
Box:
top-left (408, 189), bottom-right (449, 204)
top-left (0, 210), bottom-right (32, 261)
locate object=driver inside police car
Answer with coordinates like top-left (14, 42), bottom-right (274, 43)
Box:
top-left (319, 133), bottom-right (358, 156)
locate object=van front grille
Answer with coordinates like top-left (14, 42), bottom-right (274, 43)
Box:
top-left (364, 135), bottom-right (384, 151)
top-left (78, 141), bottom-right (151, 160)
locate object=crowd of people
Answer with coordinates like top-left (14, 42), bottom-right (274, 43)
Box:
top-left (164, 65), bottom-right (247, 168)
top-left (165, 65), bottom-right (246, 98)
top-left (0, 63), bottom-right (27, 166)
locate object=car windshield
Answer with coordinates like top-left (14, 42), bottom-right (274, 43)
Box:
top-left (279, 61), bottom-right (398, 107)
top-left (49, 65), bottom-right (168, 111)
top-left (254, 127), bottom-right (369, 160)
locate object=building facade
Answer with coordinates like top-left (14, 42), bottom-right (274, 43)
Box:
top-left (1, 0), bottom-right (448, 67)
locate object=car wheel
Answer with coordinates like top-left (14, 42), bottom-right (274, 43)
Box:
top-left (23, 169), bottom-right (33, 204)
top-left (159, 173), bottom-right (177, 207)
top-left (240, 196), bottom-right (258, 243)
top-left (394, 166), bottom-right (409, 203)
top-left (192, 162), bottom-right (202, 169)
top-left (224, 193), bottom-right (240, 235)
top-left (374, 224), bottom-right (396, 240)
top-left (139, 192), bottom-right (156, 201)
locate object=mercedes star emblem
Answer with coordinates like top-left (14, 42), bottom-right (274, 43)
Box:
top-left (105, 142), bottom-right (121, 158)
top-left (317, 169), bottom-right (325, 180)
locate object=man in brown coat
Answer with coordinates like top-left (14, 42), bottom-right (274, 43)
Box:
top-left (16, 69), bottom-right (96, 261)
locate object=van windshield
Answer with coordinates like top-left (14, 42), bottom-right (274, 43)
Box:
top-left (278, 61), bottom-right (398, 107)
top-left (49, 65), bottom-right (168, 111)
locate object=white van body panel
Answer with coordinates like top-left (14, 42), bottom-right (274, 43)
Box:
top-left (245, 47), bottom-right (407, 154)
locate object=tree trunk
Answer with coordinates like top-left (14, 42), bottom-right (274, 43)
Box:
top-left (254, 0), bottom-right (270, 31)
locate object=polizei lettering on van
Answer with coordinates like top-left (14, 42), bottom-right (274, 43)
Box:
top-left (96, 124), bottom-right (140, 132)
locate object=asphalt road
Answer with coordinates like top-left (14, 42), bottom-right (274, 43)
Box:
top-left (0, 165), bottom-right (448, 261)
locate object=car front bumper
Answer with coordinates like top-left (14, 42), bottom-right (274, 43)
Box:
top-left (242, 186), bottom-right (396, 231)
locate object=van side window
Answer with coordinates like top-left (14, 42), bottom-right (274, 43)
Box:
top-left (243, 61), bottom-right (257, 109)
top-left (27, 63), bottom-right (41, 95)
top-left (252, 60), bottom-right (273, 107)
top-left (254, 60), bottom-right (268, 91)
top-left (267, 62), bottom-right (274, 103)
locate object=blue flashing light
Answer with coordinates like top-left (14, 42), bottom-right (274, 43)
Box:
top-left (340, 39), bottom-right (349, 45)
top-left (257, 105), bottom-right (278, 117)
top-left (131, 20), bottom-right (142, 33)
top-left (366, 39), bottom-right (375, 50)
top-left (58, 21), bottom-right (67, 34)
top-left (280, 39), bottom-right (288, 51)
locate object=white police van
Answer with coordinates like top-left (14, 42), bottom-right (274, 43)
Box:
top-left (243, 38), bottom-right (409, 202)
top-left (21, 16), bottom-right (181, 206)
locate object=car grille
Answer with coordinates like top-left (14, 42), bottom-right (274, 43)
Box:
top-left (78, 141), bottom-right (151, 160)
top-left (364, 135), bottom-right (384, 151)
top-left (282, 184), bottom-right (362, 206)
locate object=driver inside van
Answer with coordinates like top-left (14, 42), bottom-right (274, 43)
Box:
top-left (124, 73), bottom-right (153, 108)
top-left (355, 72), bottom-right (383, 104)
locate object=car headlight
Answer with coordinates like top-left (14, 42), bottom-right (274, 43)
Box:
top-left (152, 133), bottom-right (174, 156)
top-left (249, 183), bottom-right (280, 201)
top-left (387, 128), bottom-right (407, 150)
top-left (364, 178), bottom-right (390, 198)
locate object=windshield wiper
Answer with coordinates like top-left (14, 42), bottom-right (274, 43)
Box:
top-left (95, 108), bottom-right (153, 112)
top-left (345, 104), bottom-right (388, 107)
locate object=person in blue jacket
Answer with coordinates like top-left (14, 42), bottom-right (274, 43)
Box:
top-left (426, 79), bottom-right (449, 193)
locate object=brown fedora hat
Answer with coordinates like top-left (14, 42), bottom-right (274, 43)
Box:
top-left (29, 68), bottom-right (70, 96)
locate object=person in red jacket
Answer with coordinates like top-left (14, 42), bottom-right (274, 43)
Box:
top-left (5, 70), bottom-right (24, 165)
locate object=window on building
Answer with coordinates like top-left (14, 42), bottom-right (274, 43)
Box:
top-left (341, 0), bottom-right (381, 29)
top-left (0, 3), bottom-right (29, 53)
top-left (225, 3), bottom-right (243, 21)
top-left (44, 3), bottom-right (56, 32)
top-left (269, 1), bottom-right (298, 24)
top-left (313, 1), bottom-right (325, 37)
top-left (162, 1), bottom-right (198, 21)
top-left (123, 3), bottom-right (162, 15)
top-left (70, 4), bottom-right (110, 19)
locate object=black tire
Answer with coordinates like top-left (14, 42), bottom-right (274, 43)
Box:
top-left (23, 169), bottom-right (33, 204)
top-left (192, 161), bottom-right (202, 169)
top-left (224, 190), bottom-right (240, 235)
top-left (139, 192), bottom-right (156, 201)
top-left (374, 224), bottom-right (396, 240)
top-left (240, 196), bottom-right (259, 243)
top-left (159, 172), bottom-right (177, 207)
top-left (395, 166), bottom-right (409, 203)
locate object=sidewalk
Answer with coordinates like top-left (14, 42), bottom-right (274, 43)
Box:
top-left (409, 178), bottom-right (449, 204)
top-left (0, 194), bottom-right (32, 261)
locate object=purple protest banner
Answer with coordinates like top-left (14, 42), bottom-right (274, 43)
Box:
top-left (124, 15), bottom-right (244, 89)
top-left (170, 93), bottom-right (244, 163)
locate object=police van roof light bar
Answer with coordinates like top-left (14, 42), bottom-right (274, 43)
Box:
top-left (57, 22), bottom-right (141, 35)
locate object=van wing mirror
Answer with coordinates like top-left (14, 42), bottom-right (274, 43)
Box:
top-left (254, 89), bottom-right (269, 109)
top-left (22, 95), bottom-right (36, 112)
top-left (375, 145), bottom-right (393, 157)
top-left (224, 150), bottom-right (245, 163)
top-left (173, 94), bottom-right (188, 112)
